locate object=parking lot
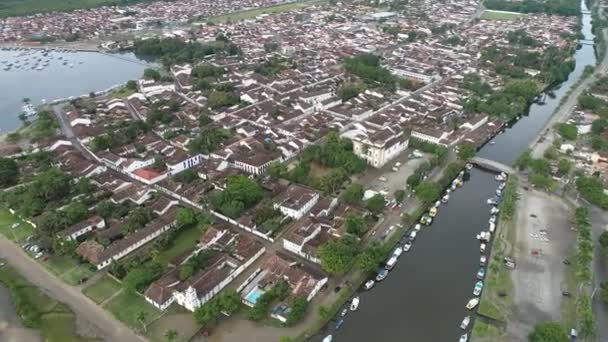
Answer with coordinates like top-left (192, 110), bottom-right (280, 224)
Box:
top-left (354, 149), bottom-right (433, 202)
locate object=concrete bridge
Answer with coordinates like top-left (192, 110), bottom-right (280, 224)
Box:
top-left (471, 157), bottom-right (516, 174)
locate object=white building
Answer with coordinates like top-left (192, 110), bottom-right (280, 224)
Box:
top-left (350, 126), bottom-right (409, 168)
top-left (273, 184), bottom-right (320, 219)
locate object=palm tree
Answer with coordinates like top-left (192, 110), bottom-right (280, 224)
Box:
top-left (164, 328), bottom-right (178, 342)
top-left (135, 310), bottom-right (148, 333)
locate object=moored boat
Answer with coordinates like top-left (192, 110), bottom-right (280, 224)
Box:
top-left (477, 267), bottom-right (486, 280)
top-left (465, 298), bottom-right (479, 310)
top-left (429, 206), bottom-right (438, 217)
top-left (385, 256), bottom-right (398, 270)
top-left (364, 279), bottom-right (375, 290)
top-left (460, 333), bottom-right (468, 342)
top-left (350, 296), bottom-right (360, 311)
top-left (323, 335), bottom-right (333, 342)
top-left (460, 316), bottom-right (471, 330)
top-left (473, 281), bottom-right (484, 296)
top-left (442, 194), bottom-right (450, 203)
top-left (376, 268), bottom-right (388, 281)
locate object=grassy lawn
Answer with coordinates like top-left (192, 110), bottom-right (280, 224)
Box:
top-left (83, 275), bottom-right (122, 304)
top-left (0, 264), bottom-right (94, 341)
top-left (104, 290), bottom-right (159, 331)
top-left (154, 224), bottom-right (204, 265)
top-left (43, 255), bottom-right (81, 275)
top-left (478, 299), bottom-right (504, 321)
top-left (61, 265), bottom-right (95, 286)
top-left (561, 252), bottom-right (578, 329)
top-left (480, 10), bottom-right (524, 20)
top-left (0, 209), bottom-right (33, 243)
top-left (471, 320), bottom-right (504, 341)
top-left (198, 0), bottom-right (326, 24)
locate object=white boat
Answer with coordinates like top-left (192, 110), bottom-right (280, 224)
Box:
top-left (376, 269), bottom-right (388, 281)
top-left (490, 207), bottom-right (500, 214)
top-left (465, 298), bottom-right (479, 310)
top-left (495, 174), bottom-right (506, 182)
top-left (496, 189), bottom-right (502, 196)
top-left (473, 281), bottom-right (484, 296)
top-left (489, 216), bottom-right (497, 224)
top-left (364, 280), bottom-right (375, 290)
top-left (477, 232), bottom-right (491, 242)
top-left (403, 240), bottom-right (412, 252)
top-left (435, 200), bottom-right (441, 207)
top-left (414, 224), bottom-right (422, 231)
top-left (480, 243), bottom-right (486, 253)
top-left (480, 255), bottom-right (487, 265)
top-left (442, 194), bottom-right (450, 203)
top-left (460, 333), bottom-right (468, 342)
top-left (323, 335), bottom-right (333, 342)
top-left (429, 207), bottom-right (438, 217)
top-left (385, 256), bottom-right (398, 270)
top-left (409, 230), bottom-right (417, 240)
top-left (350, 296), bottom-right (360, 311)
top-left (393, 247), bottom-right (403, 258)
top-left (451, 184), bottom-right (457, 191)
top-left (340, 308), bottom-right (348, 317)
top-left (460, 316), bottom-right (471, 329)
top-left (499, 182), bottom-right (506, 190)
top-left (466, 163), bottom-right (473, 170)
top-left (489, 222), bottom-right (496, 233)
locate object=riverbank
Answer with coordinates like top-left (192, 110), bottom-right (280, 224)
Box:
top-left (0, 261), bottom-right (97, 342)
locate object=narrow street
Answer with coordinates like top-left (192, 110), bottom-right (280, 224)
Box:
top-left (0, 238), bottom-right (145, 342)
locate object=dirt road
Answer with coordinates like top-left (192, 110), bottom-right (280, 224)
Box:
top-left (0, 238), bottom-right (145, 342)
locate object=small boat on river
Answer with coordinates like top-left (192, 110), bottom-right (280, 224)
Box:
top-left (465, 298), bottom-right (479, 310)
top-left (429, 207), bottom-right (438, 217)
top-left (350, 296), bottom-right (360, 311)
top-left (460, 316), bottom-right (471, 330)
top-left (323, 335), bottom-right (333, 342)
top-left (364, 279), bottom-right (375, 290)
top-left (460, 333), bottom-right (468, 342)
top-left (473, 281), bottom-right (484, 296)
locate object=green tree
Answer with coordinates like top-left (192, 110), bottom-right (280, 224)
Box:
top-left (457, 142), bottom-right (476, 160)
top-left (366, 194), bottom-right (386, 215)
top-left (318, 236), bottom-right (357, 274)
top-left (176, 208), bottom-right (196, 227)
top-left (516, 149), bottom-right (533, 170)
top-left (394, 190), bottom-right (406, 203)
top-left (337, 82), bottom-right (366, 101)
top-left (599, 231), bottom-right (608, 252)
top-left (285, 297), bottom-right (309, 325)
top-left (345, 214), bottom-right (367, 236)
top-left (543, 146), bottom-right (559, 160)
top-left (555, 123), bottom-right (577, 140)
top-left (601, 282), bottom-right (608, 304)
top-left (218, 291), bottom-right (241, 314)
top-left (528, 322), bottom-right (568, 342)
top-left (415, 182), bottom-right (441, 205)
top-left (125, 207), bottom-right (152, 232)
top-left (164, 328), bottom-right (178, 342)
top-left (356, 243), bottom-right (384, 272)
top-left (64, 202), bottom-right (88, 224)
top-left (341, 183), bottom-right (364, 204)
top-left (143, 68), bottom-right (161, 81)
top-left (0, 158), bottom-right (19, 188)
top-left (556, 159), bottom-right (572, 176)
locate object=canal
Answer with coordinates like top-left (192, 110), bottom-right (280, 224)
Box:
top-left (314, 1), bottom-right (596, 341)
top-left (0, 50), bottom-right (150, 132)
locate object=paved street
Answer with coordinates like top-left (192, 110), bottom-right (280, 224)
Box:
top-left (0, 238), bottom-right (145, 342)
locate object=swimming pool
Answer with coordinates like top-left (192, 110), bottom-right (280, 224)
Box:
top-left (245, 287), bottom-right (265, 305)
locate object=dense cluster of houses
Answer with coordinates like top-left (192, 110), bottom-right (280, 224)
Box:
top-left (0, 0), bottom-right (286, 42)
top-left (0, 0), bottom-right (586, 321)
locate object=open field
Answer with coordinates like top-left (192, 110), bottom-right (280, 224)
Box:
top-left (198, 0), bottom-right (325, 24)
top-left (0, 0), bottom-right (154, 18)
top-left (480, 10), bottom-right (524, 20)
top-left (104, 290), bottom-right (159, 331)
top-left (83, 275), bottom-right (121, 304)
top-left (0, 263), bottom-right (95, 341)
top-left (0, 209), bottom-right (33, 243)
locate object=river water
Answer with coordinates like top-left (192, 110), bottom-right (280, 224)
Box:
top-left (0, 50), bottom-right (149, 132)
top-left (315, 1), bottom-right (596, 341)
